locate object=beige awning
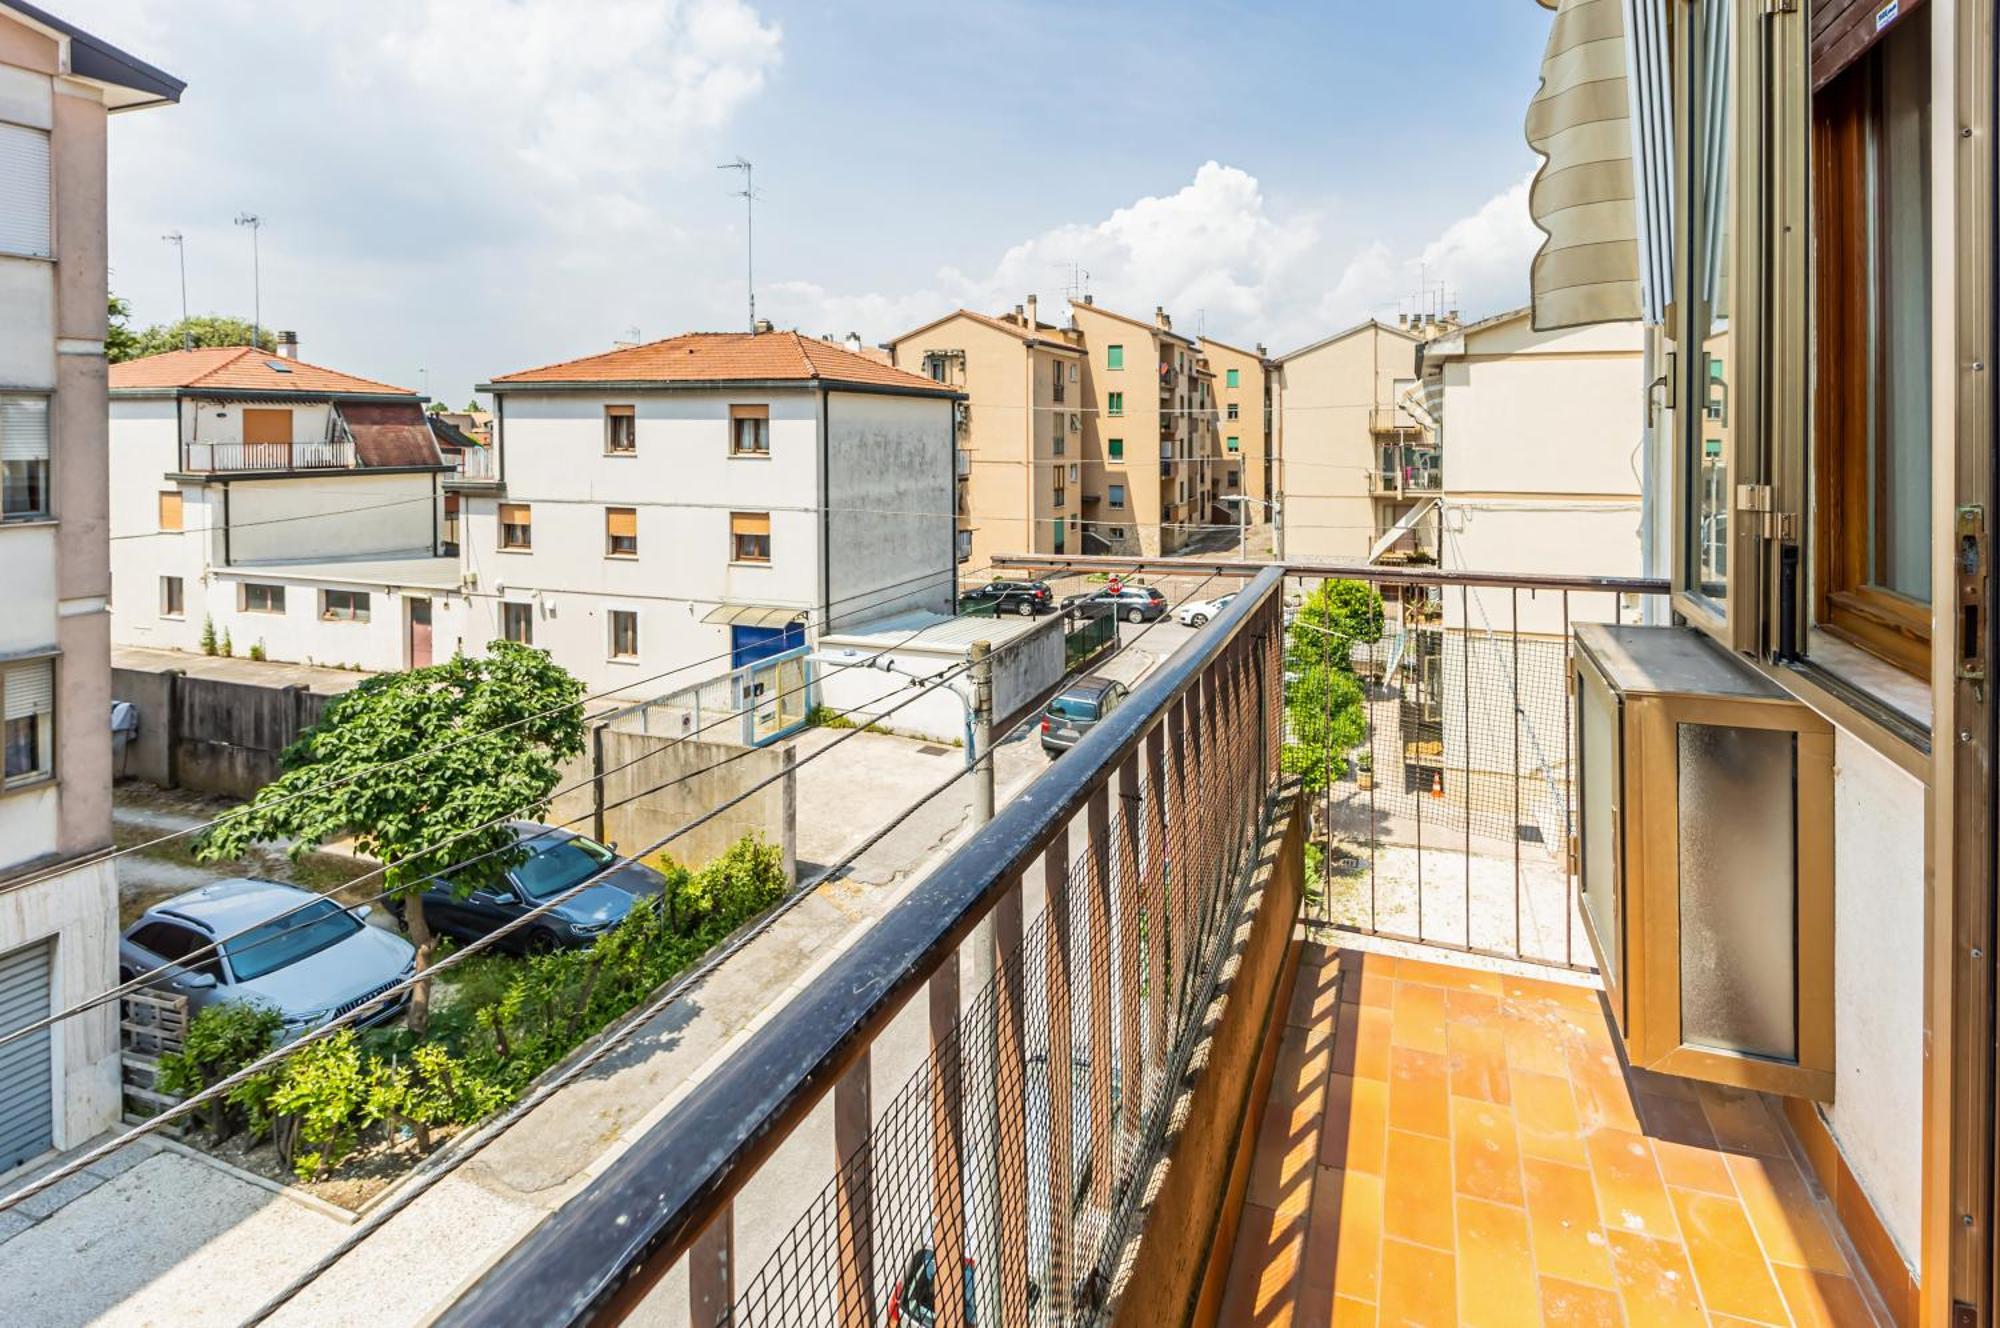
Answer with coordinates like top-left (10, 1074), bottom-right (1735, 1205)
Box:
top-left (1525, 0), bottom-right (1671, 331)
top-left (702, 603), bottom-right (807, 629)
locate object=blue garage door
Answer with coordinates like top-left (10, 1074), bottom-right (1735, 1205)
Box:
top-left (731, 622), bottom-right (805, 668)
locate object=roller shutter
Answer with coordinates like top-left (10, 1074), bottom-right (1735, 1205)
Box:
top-left (0, 938), bottom-right (53, 1171)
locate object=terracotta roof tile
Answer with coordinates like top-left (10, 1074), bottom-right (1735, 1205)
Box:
top-left (487, 331), bottom-right (958, 393)
top-left (109, 346), bottom-right (414, 396)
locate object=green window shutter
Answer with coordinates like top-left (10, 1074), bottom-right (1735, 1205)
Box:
top-left (1226, 368), bottom-right (1240, 388)
top-left (1107, 344), bottom-right (1124, 370)
top-left (1053, 519), bottom-right (1065, 552)
top-left (1227, 435), bottom-right (1239, 452)
top-left (1108, 392), bottom-right (1123, 416)
top-left (1109, 438), bottom-right (1124, 460)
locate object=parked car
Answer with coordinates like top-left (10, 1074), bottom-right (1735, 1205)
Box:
top-left (1061, 585), bottom-right (1168, 624)
top-left (1176, 592), bottom-right (1238, 627)
top-left (397, 821), bottom-right (671, 952)
top-left (120, 879), bottom-right (415, 1035)
top-left (1040, 676), bottom-right (1130, 755)
top-left (958, 579), bottom-right (1054, 617)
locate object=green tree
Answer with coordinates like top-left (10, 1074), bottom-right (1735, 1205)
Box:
top-left (112, 314), bottom-right (274, 362)
top-left (1283, 579), bottom-right (1384, 793)
top-left (107, 294), bottom-right (141, 363)
top-left (194, 643), bottom-right (587, 1032)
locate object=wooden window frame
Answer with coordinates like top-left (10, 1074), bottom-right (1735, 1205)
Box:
top-left (730, 511), bottom-right (771, 564)
top-left (605, 404), bottom-right (637, 455)
top-left (319, 588), bottom-right (369, 623)
top-left (1809, 28), bottom-right (1933, 678)
top-left (160, 575), bottom-right (183, 619)
top-left (240, 582), bottom-right (286, 615)
top-left (605, 506), bottom-right (638, 558)
top-left (608, 609), bottom-right (639, 661)
top-left (499, 502), bottom-right (532, 551)
top-left (730, 404), bottom-right (771, 457)
top-left (501, 601), bottom-right (534, 645)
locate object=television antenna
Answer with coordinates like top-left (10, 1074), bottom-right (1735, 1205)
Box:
top-left (718, 158), bottom-right (759, 331)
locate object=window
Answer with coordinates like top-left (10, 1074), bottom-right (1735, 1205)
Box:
top-left (1068, 463), bottom-right (1079, 483)
top-left (1108, 484), bottom-right (1126, 509)
top-left (955, 529), bottom-right (972, 563)
top-left (320, 589), bottom-right (370, 622)
top-left (1678, 0), bottom-right (1733, 615)
top-left (1227, 435), bottom-right (1240, 453)
top-left (609, 609), bottom-right (639, 659)
top-left (1069, 364), bottom-right (1078, 383)
top-left (1106, 344), bottom-right (1124, 370)
top-left (1107, 392), bottom-right (1123, 417)
top-left (605, 404), bottom-right (636, 454)
top-left (605, 506), bottom-right (638, 557)
top-left (730, 404), bottom-right (770, 455)
top-left (241, 582), bottom-right (285, 614)
top-left (1227, 403), bottom-right (1240, 421)
top-left (1053, 518), bottom-right (1065, 553)
top-left (224, 899), bottom-right (359, 982)
top-left (1226, 368), bottom-right (1240, 388)
top-left (1053, 484), bottom-right (1066, 509)
top-left (499, 502), bottom-right (531, 550)
top-left (160, 576), bottom-right (184, 618)
top-left (1108, 526), bottom-right (1126, 540)
top-left (502, 602), bottom-right (534, 644)
top-left (0, 123), bottom-right (51, 259)
top-left (1052, 413), bottom-right (1065, 456)
top-left (130, 921), bottom-right (223, 982)
top-left (731, 511), bottom-right (771, 562)
top-left (1228, 469), bottom-right (1239, 487)
top-left (1108, 438), bottom-right (1124, 461)
top-left (1, 396), bottom-right (49, 519)
top-left (2, 658), bottom-right (52, 785)
top-left (1810, 7), bottom-right (1932, 674)
top-left (158, 490), bottom-right (183, 532)
top-left (924, 353), bottom-right (950, 383)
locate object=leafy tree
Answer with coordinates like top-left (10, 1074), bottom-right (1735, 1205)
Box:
top-left (107, 294), bottom-right (141, 363)
top-left (112, 313), bottom-right (274, 362)
top-left (194, 643), bottom-right (587, 1032)
top-left (463, 399), bottom-right (481, 414)
top-left (426, 400), bottom-right (448, 415)
top-left (1283, 579), bottom-right (1384, 793)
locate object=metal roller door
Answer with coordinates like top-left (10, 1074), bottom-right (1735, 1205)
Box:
top-left (0, 938), bottom-right (53, 1171)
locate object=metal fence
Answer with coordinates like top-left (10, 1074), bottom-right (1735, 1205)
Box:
top-left (436, 567), bottom-right (1289, 1328)
top-left (178, 439), bottom-right (357, 471)
top-left (602, 645), bottom-right (813, 748)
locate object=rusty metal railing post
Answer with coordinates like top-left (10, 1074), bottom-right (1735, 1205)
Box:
top-left (1045, 826), bottom-right (1075, 1314)
top-left (1115, 751), bottom-right (1144, 1157)
top-left (834, 1051), bottom-right (874, 1326)
top-left (928, 956), bottom-right (967, 1328)
top-left (993, 870), bottom-right (1029, 1324)
top-left (1086, 783), bottom-right (1116, 1211)
top-left (689, 1205), bottom-right (733, 1328)
top-left (1143, 725), bottom-right (1169, 1083)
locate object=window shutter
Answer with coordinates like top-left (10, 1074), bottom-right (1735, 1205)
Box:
top-left (1813, 0), bottom-right (1926, 91)
top-left (500, 502), bottom-right (530, 526)
top-left (0, 397), bottom-right (48, 462)
top-left (729, 404), bottom-right (770, 421)
top-left (606, 507), bottom-right (637, 538)
top-left (158, 490), bottom-right (183, 531)
top-left (605, 404), bottom-right (635, 417)
top-left (0, 124), bottom-right (50, 259)
top-left (4, 659), bottom-right (51, 719)
top-left (730, 512), bottom-right (771, 537)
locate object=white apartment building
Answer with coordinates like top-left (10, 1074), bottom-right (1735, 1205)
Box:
top-left (108, 345), bottom-right (456, 673)
top-left (0, 6), bottom-right (180, 1173)
top-left (461, 330), bottom-right (961, 699)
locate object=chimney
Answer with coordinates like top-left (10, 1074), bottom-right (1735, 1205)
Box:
top-left (1025, 294), bottom-right (1038, 329)
top-left (844, 331), bottom-right (862, 353)
top-left (275, 330), bottom-right (299, 359)
top-left (1011, 304), bottom-right (1025, 326)
top-left (1154, 306), bottom-right (1171, 331)
top-left (1255, 342), bottom-right (1267, 357)
top-left (753, 318), bottom-right (774, 334)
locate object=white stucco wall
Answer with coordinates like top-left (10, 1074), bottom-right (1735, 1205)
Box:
top-left (178, 398), bottom-right (334, 447)
top-left (1826, 727), bottom-right (1925, 1267)
top-left (824, 390), bottom-right (956, 623)
top-left (227, 471), bottom-right (438, 563)
top-left (0, 258), bottom-right (55, 391)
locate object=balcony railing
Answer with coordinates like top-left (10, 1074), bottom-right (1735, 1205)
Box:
top-left (440, 568), bottom-right (1289, 1327)
top-left (956, 448), bottom-right (972, 477)
top-left (178, 439), bottom-right (356, 472)
top-left (1367, 466), bottom-right (1441, 495)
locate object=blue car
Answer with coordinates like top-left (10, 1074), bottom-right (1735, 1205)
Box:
top-left (398, 821), bottom-right (671, 952)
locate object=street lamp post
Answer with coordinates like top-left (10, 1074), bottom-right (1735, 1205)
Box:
top-left (233, 212), bottom-right (262, 348)
top-left (1219, 494), bottom-right (1276, 559)
top-left (160, 231), bottom-right (188, 346)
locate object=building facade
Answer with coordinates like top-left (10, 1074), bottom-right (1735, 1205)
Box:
top-left (107, 345), bottom-right (456, 674)
top-left (0, 5), bottom-right (180, 1173)
top-left (1196, 335), bottom-right (1276, 540)
top-left (885, 302), bottom-right (1082, 570)
top-left (465, 331), bottom-right (960, 700)
top-left (1273, 319), bottom-right (1426, 563)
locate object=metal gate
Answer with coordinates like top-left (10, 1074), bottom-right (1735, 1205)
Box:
top-left (0, 937), bottom-right (53, 1171)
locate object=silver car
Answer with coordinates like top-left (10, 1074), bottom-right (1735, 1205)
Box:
top-left (120, 879), bottom-right (416, 1036)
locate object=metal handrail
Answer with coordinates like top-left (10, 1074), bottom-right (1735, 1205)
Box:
top-left (439, 566), bottom-right (1289, 1326)
top-left (991, 552), bottom-right (1669, 596)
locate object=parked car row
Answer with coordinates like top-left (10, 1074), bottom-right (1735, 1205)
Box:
top-left (120, 822), bottom-right (671, 1037)
top-left (1060, 585), bottom-right (1168, 624)
top-left (957, 579), bottom-right (1054, 616)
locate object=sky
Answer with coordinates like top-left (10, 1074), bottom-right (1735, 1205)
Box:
top-left (70, 0), bottom-right (1555, 408)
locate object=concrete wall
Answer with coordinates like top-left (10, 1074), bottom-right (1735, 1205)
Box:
top-left (824, 390), bottom-right (956, 622)
top-left (202, 571), bottom-right (451, 673)
top-left (106, 666), bottom-right (334, 798)
top-left (813, 616), bottom-right (1064, 744)
top-left (226, 471), bottom-right (438, 563)
top-left (0, 861), bottom-right (120, 1153)
top-left (546, 726), bottom-right (795, 882)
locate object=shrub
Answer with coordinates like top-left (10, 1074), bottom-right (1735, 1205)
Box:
top-left (199, 616), bottom-right (218, 656)
top-left (157, 1001), bottom-right (285, 1141)
top-left (248, 639), bottom-right (267, 662)
top-left (265, 1030), bottom-right (374, 1178)
top-left (219, 629), bottom-right (234, 658)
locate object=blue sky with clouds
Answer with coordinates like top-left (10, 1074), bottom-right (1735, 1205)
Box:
top-left (72, 0), bottom-right (1555, 406)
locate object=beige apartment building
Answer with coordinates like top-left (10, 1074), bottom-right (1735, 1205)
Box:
top-left (886, 300), bottom-right (1083, 570)
top-left (1272, 318), bottom-right (1427, 563)
top-left (1197, 335), bottom-right (1276, 536)
top-left (0, 6), bottom-right (180, 1172)
top-left (1067, 297), bottom-right (1217, 557)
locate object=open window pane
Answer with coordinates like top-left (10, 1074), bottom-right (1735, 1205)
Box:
top-left (1682, 0), bottom-right (1733, 611)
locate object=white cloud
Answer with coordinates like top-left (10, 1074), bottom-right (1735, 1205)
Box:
top-left (770, 163), bottom-right (1542, 355)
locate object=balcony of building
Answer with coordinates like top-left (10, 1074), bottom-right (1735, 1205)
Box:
top-left (177, 438), bottom-right (359, 472)
top-left (438, 560), bottom-right (1904, 1328)
top-left (443, 442), bottom-right (502, 490)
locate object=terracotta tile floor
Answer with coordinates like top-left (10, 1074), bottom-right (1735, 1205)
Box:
top-left (1218, 943), bottom-right (1890, 1328)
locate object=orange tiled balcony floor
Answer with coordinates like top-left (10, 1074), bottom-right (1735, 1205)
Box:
top-left (1219, 944), bottom-right (1889, 1328)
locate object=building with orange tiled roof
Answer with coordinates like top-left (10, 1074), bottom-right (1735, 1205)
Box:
top-left (456, 327), bottom-right (965, 701)
top-left (108, 334), bottom-right (458, 671)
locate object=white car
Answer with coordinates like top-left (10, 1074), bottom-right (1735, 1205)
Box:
top-left (1176, 593), bottom-right (1237, 627)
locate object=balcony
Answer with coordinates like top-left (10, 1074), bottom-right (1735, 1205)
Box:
top-left (1368, 466), bottom-right (1441, 497)
top-left (444, 444), bottom-right (501, 489)
top-left (956, 448), bottom-right (972, 477)
top-left (439, 561), bottom-right (1899, 1328)
top-left (1370, 405), bottom-right (1422, 434)
top-left (177, 439), bottom-right (356, 472)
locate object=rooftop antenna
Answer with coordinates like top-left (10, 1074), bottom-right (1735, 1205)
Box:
top-left (233, 212), bottom-right (263, 349)
top-left (161, 231), bottom-right (189, 348)
top-left (1050, 261), bottom-right (1091, 305)
top-left (622, 325), bottom-right (641, 344)
top-left (717, 157), bottom-right (757, 331)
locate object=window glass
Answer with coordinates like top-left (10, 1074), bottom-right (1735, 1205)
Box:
top-left (731, 511), bottom-right (771, 562)
top-left (1108, 438), bottom-right (1123, 460)
top-left (1109, 484), bottom-right (1126, 508)
top-left (243, 582), bottom-right (285, 613)
top-left (500, 502), bottom-right (532, 549)
top-left (0, 396), bottom-right (49, 519)
top-left (502, 602), bottom-right (533, 644)
top-left (515, 835), bottom-right (615, 901)
top-left (161, 576), bottom-right (184, 617)
top-left (1048, 694), bottom-right (1099, 722)
top-left (605, 405), bottom-right (636, 453)
top-left (1107, 392), bottom-right (1123, 417)
top-left (610, 610), bottom-right (639, 658)
top-left (225, 899), bottom-right (362, 983)
top-left (321, 589), bottom-right (369, 622)
top-left (3, 658), bottom-right (52, 783)
top-left (1681, 0), bottom-right (1733, 610)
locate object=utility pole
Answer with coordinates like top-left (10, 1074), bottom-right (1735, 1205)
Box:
top-left (233, 212), bottom-right (262, 349)
top-left (161, 231), bottom-right (188, 346)
top-left (964, 637), bottom-right (997, 1324)
top-left (717, 157), bottom-right (755, 331)
top-left (969, 640), bottom-right (994, 828)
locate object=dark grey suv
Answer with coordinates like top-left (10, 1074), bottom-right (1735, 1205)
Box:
top-left (1039, 676), bottom-right (1130, 755)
